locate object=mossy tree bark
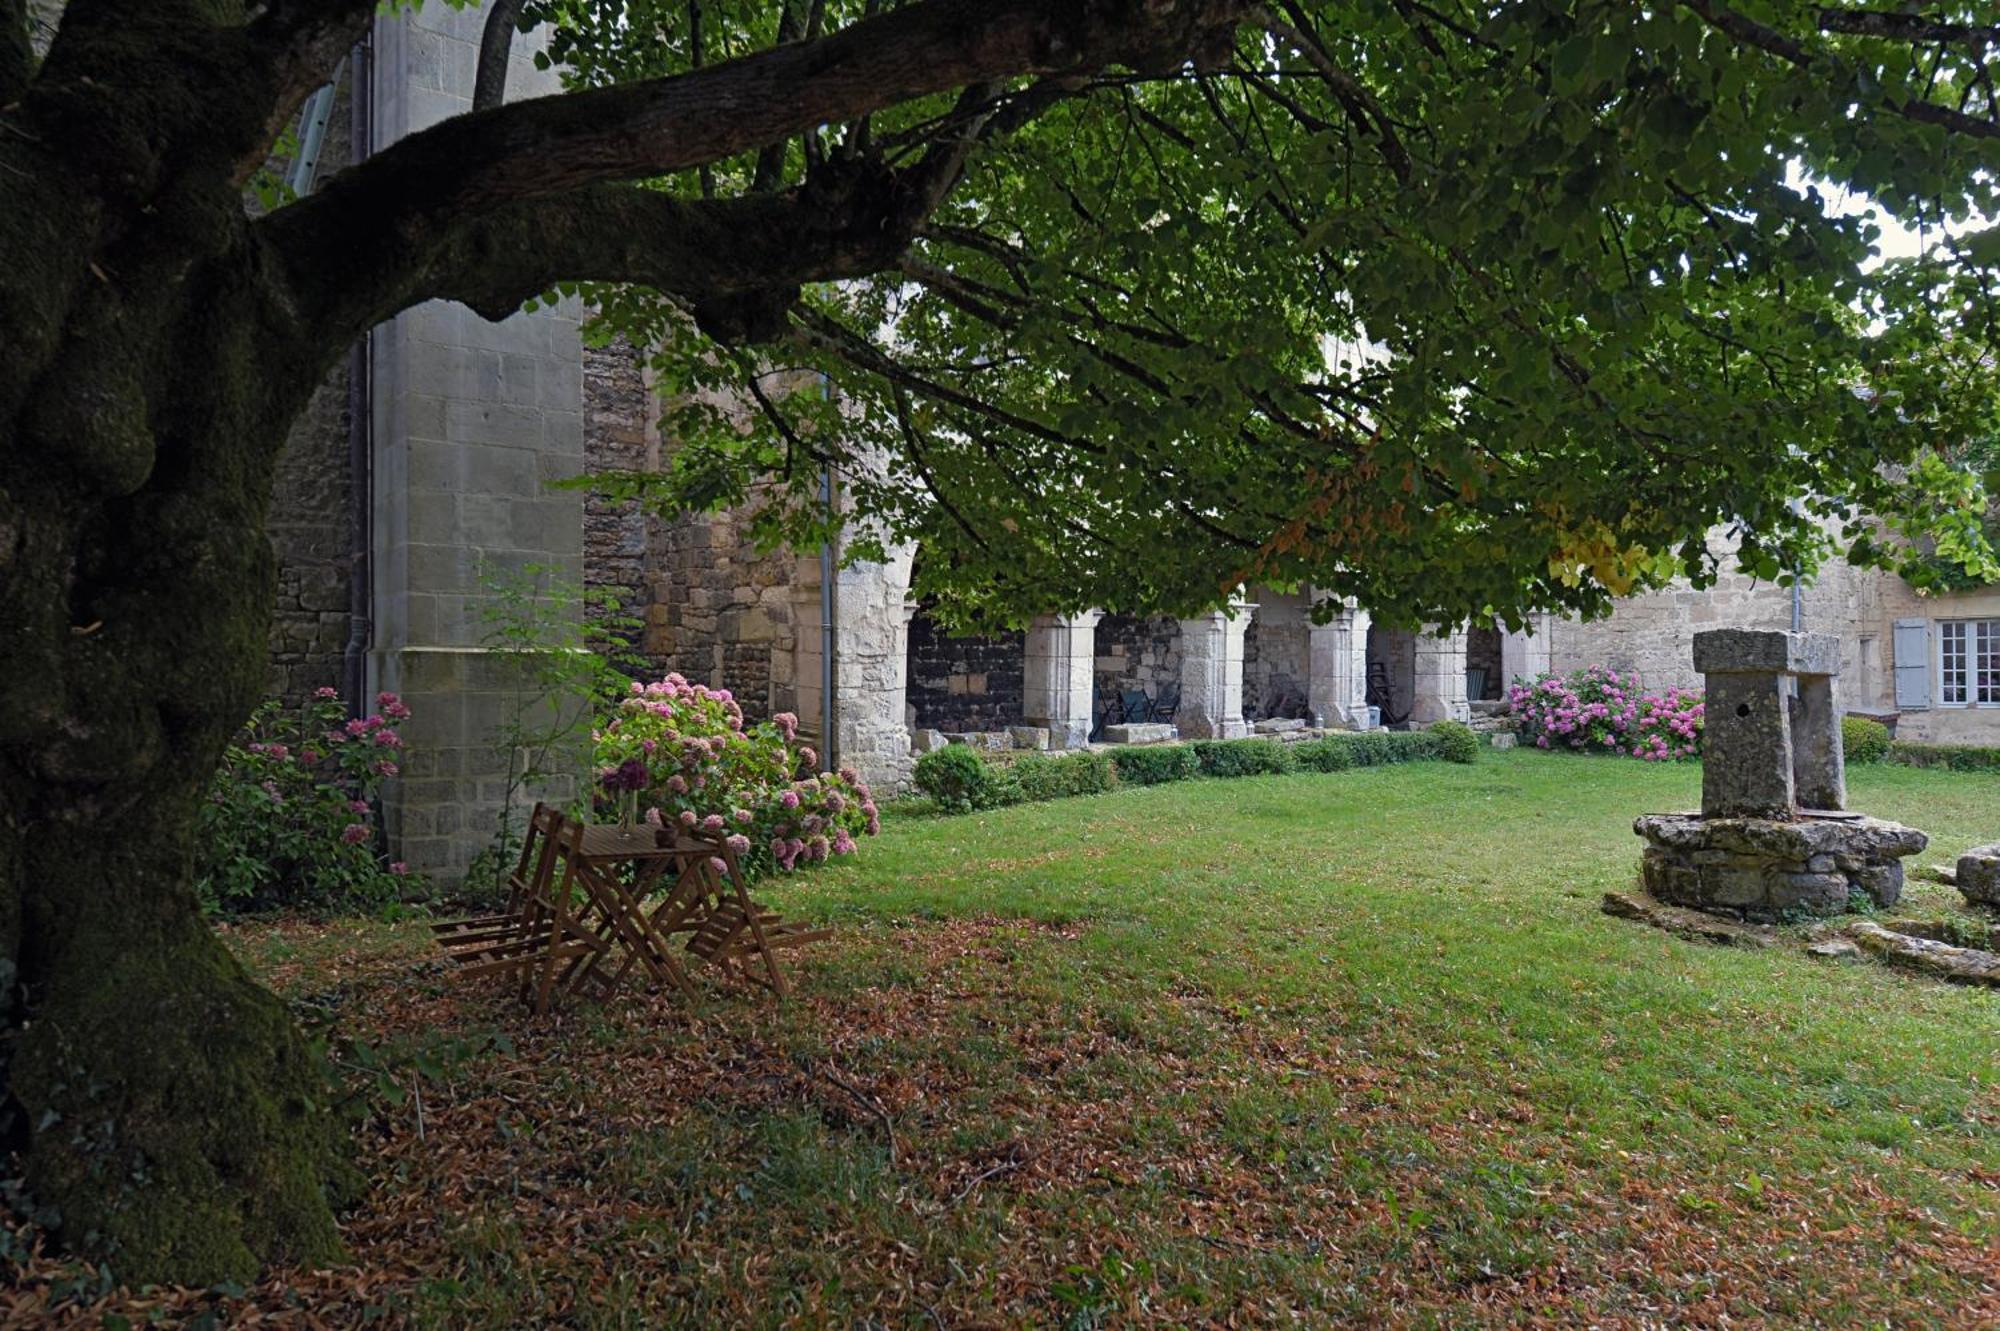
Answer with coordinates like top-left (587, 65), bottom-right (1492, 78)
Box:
top-left (0, 0), bottom-right (1251, 1284)
top-left (0, 114), bottom-right (360, 1279)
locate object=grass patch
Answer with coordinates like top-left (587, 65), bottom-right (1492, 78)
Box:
top-left (14, 752), bottom-right (1997, 1327)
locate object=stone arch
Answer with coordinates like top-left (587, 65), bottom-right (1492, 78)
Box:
top-left (1465, 626), bottom-right (1504, 701)
top-left (1365, 624), bottom-right (1416, 726)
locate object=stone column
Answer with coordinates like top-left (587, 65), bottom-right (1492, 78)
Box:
top-left (1691, 629), bottom-right (1840, 818)
top-left (1700, 670), bottom-right (1795, 817)
top-left (1023, 610), bottom-right (1105, 749)
top-left (370, 4), bottom-right (582, 882)
top-left (791, 546), bottom-right (918, 793)
top-left (1306, 593), bottom-right (1372, 729)
top-left (1792, 673), bottom-right (1847, 811)
top-left (1178, 600), bottom-right (1254, 739)
top-left (1498, 613), bottom-right (1552, 690)
top-left (1410, 627), bottom-right (1471, 724)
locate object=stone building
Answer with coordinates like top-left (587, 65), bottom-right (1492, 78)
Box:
top-left (262, 3), bottom-right (1998, 885)
top-left (1547, 530), bottom-right (2000, 745)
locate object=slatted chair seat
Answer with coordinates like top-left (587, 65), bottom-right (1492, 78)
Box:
top-left (433, 802), bottom-right (563, 961)
top-left (662, 836), bottom-right (831, 995)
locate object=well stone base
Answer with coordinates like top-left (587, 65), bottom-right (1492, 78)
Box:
top-left (1634, 812), bottom-right (1927, 921)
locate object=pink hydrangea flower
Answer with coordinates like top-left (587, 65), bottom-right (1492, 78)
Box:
top-left (340, 823), bottom-right (369, 845)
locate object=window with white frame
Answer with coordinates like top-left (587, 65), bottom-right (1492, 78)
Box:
top-left (1938, 619), bottom-right (2000, 705)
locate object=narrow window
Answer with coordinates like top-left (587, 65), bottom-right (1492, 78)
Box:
top-left (1940, 621), bottom-right (1968, 705)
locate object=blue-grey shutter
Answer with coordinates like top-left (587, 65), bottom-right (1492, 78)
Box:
top-left (1893, 618), bottom-right (1930, 710)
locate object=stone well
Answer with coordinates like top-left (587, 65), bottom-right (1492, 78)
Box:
top-left (1634, 630), bottom-right (1927, 921)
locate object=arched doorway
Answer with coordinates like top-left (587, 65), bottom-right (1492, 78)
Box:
top-left (1364, 624), bottom-right (1415, 727)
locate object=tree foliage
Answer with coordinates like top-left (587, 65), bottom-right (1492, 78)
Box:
top-left (548, 0), bottom-right (2000, 631)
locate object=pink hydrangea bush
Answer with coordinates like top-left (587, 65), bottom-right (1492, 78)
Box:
top-left (196, 688), bottom-right (415, 913)
top-left (591, 674), bottom-right (877, 878)
top-left (1509, 666), bottom-right (1704, 761)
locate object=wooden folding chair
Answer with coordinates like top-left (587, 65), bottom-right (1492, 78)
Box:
top-left (432, 802), bottom-right (559, 960)
top-left (449, 810), bottom-right (618, 1015)
top-left (669, 836), bottom-right (832, 997)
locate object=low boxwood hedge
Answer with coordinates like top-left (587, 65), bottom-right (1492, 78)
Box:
top-left (1885, 740), bottom-right (2000, 773)
top-left (913, 744), bottom-right (1018, 812)
top-left (1294, 730), bottom-right (1442, 771)
top-left (1013, 749), bottom-right (1116, 801)
top-left (1111, 744), bottom-right (1200, 786)
top-left (917, 726), bottom-right (1469, 818)
top-left (1426, 719), bottom-right (1482, 764)
top-left (1191, 737), bottom-right (1296, 777)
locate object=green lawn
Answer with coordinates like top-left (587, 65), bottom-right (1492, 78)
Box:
top-left (23, 751), bottom-right (1999, 1327)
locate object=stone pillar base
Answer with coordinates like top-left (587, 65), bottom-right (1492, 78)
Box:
top-left (374, 645), bottom-right (580, 885)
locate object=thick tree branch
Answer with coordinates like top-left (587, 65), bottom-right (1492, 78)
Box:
top-left (472, 0), bottom-right (528, 112)
top-left (272, 147), bottom-right (969, 355)
top-left (1816, 9), bottom-right (2000, 45)
top-left (1682, 0), bottom-right (2000, 139)
top-left (239, 0), bottom-right (375, 175)
top-left (278, 0), bottom-right (1250, 259)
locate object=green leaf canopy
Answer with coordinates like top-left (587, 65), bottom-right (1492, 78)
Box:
top-left (536, 0), bottom-right (2000, 630)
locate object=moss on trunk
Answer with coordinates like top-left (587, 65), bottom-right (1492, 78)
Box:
top-left (7, 821), bottom-right (358, 1282)
top-left (0, 192), bottom-right (362, 1279)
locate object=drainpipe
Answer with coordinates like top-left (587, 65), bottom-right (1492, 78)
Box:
top-left (340, 33), bottom-right (375, 718)
top-left (819, 465), bottom-right (837, 774)
top-left (1789, 496), bottom-right (1805, 632)
top-left (818, 374), bottom-right (838, 773)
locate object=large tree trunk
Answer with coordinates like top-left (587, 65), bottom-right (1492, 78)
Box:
top-left (0, 174), bottom-right (358, 1278)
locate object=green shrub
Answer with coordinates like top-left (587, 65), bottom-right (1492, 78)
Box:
top-left (195, 689), bottom-right (414, 915)
top-left (914, 744), bottom-right (1022, 812)
top-left (1191, 737), bottom-right (1297, 778)
top-left (1301, 730), bottom-right (1441, 768)
top-left (1426, 719), bottom-right (1481, 764)
top-left (1841, 715), bottom-right (1891, 764)
top-left (1292, 737), bottom-right (1355, 772)
top-left (1111, 744), bottom-right (1201, 785)
top-left (1885, 740), bottom-right (2000, 773)
top-left (1014, 750), bottom-right (1116, 801)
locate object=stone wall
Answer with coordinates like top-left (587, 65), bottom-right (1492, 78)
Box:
top-left (268, 364), bottom-right (355, 705)
top-left (1243, 589), bottom-right (1309, 719)
top-left (638, 501), bottom-right (797, 722)
top-left (1550, 530), bottom-right (1880, 694)
top-left (1545, 526), bottom-right (2000, 743)
top-left (1095, 613), bottom-right (1183, 705)
top-left (1465, 627), bottom-right (1503, 699)
top-left (904, 612), bottom-right (1024, 732)
top-left (580, 337), bottom-right (651, 665)
top-left (264, 64), bottom-right (359, 706)
top-left (367, 3), bottom-right (587, 882)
